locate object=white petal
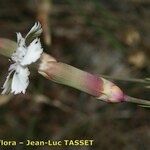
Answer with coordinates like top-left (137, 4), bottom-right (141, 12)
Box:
top-left (2, 63), bottom-right (17, 94)
top-left (11, 66), bottom-right (30, 94)
top-left (25, 22), bottom-right (42, 40)
top-left (13, 47), bottom-right (27, 62)
top-left (1, 69), bottom-right (14, 94)
top-left (16, 32), bottom-right (25, 47)
top-left (8, 63), bottom-right (17, 71)
top-left (21, 38), bottom-right (43, 66)
top-left (11, 33), bottom-right (27, 63)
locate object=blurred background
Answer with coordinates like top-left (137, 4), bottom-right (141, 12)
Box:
top-left (0, 0), bottom-right (149, 149)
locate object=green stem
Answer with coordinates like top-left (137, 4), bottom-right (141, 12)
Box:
top-left (125, 95), bottom-right (150, 106)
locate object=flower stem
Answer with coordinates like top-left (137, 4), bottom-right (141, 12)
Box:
top-left (124, 95), bottom-right (150, 106)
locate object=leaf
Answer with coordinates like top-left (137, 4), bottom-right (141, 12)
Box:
top-left (145, 78), bottom-right (150, 88)
top-left (145, 78), bottom-right (150, 81)
top-left (138, 105), bottom-right (150, 109)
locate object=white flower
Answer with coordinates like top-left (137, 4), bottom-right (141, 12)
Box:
top-left (2, 22), bottom-right (43, 94)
